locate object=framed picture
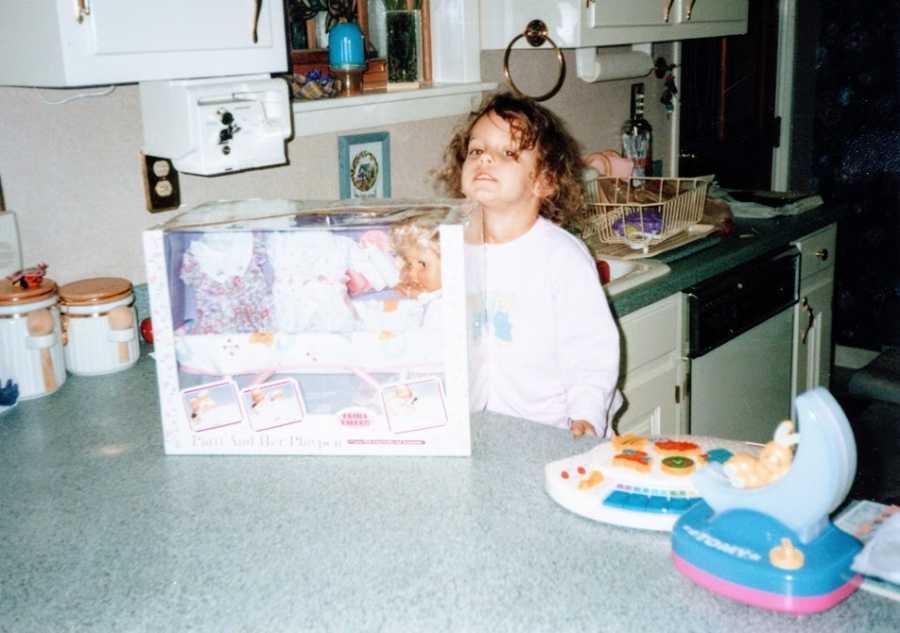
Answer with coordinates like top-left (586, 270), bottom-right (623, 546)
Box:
top-left (338, 131), bottom-right (391, 199)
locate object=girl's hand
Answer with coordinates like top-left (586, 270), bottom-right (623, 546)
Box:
top-left (570, 419), bottom-right (597, 439)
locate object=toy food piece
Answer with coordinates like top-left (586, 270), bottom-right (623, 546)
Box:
top-left (661, 456), bottom-right (696, 476)
top-left (654, 439), bottom-right (702, 456)
top-left (612, 433), bottom-right (647, 451)
top-left (577, 470), bottom-right (604, 490)
top-left (613, 448), bottom-right (651, 473)
top-left (769, 538), bottom-right (805, 570)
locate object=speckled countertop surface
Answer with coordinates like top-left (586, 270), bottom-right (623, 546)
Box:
top-left (2, 349), bottom-right (899, 632)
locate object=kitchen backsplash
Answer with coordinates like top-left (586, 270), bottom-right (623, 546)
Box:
top-left (0, 47), bottom-right (671, 288)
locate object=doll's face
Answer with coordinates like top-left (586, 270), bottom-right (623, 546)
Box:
top-left (460, 111), bottom-right (552, 214)
top-left (399, 244), bottom-right (442, 294)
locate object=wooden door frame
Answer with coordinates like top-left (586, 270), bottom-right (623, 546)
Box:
top-left (668, 0), bottom-right (796, 189)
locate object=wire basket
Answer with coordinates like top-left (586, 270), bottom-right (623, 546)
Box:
top-left (580, 175), bottom-right (714, 254)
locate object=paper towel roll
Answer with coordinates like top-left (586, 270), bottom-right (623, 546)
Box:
top-left (576, 48), bottom-right (654, 83)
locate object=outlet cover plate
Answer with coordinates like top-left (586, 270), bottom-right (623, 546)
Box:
top-left (142, 154), bottom-right (181, 213)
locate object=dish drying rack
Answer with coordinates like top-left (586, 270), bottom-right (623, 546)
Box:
top-left (578, 175), bottom-right (714, 257)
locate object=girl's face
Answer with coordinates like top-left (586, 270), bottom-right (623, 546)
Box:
top-left (460, 112), bottom-right (552, 215)
top-left (400, 244), bottom-right (442, 294)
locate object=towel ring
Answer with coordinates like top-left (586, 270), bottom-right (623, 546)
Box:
top-left (503, 20), bottom-right (566, 102)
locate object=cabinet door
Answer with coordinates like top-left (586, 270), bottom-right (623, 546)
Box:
top-left (677, 0), bottom-right (748, 24)
top-left (89, 0), bottom-right (275, 54)
top-left (616, 294), bottom-right (687, 436)
top-left (0, 0), bottom-right (287, 87)
top-left (792, 269), bottom-right (834, 401)
top-left (588, 1), bottom-right (672, 29)
top-left (615, 358), bottom-right (683, 436)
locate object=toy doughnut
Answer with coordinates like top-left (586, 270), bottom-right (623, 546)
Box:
top-left (612, 433), bottom-right (648, 451)
top-left (661, 455), bottom-right (696, 476)
top-left (613, 449), bottom-right (651, 473)
top-left (577, 470), bottom-right (605, 490)
top-left (653, 439), bottom-right (702, 456)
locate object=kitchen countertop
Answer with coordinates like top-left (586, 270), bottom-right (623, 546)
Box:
top-left (608, 204), bottom-right (844, 317)
top-left (2, 351), bottom-right (899, 632)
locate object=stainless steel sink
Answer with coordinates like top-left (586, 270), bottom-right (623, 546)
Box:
top-left (601, 258), bottom-right (670, 296)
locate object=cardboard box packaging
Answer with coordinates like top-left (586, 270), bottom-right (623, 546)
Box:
top-left (143, 199), bottom-right (484, 455)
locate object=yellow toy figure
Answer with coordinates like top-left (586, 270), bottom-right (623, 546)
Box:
top-left (724, 421), bottom-right (800, 489)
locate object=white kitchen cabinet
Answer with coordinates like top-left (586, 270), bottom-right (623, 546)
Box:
top-left (791, 223), bottom-right (837, 402)
top-left (480, 0), bottom-right (748, 50)
top-left (0, 0), bottom-right (287, 87)
top-left (615, 294), bottom-right (689, 436)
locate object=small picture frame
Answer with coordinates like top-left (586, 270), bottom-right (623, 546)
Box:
top-left (338, 132), bottom-right (391, 199)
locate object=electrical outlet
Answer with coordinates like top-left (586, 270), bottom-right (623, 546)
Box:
top-left (141, 154), bottom-right (181, 213)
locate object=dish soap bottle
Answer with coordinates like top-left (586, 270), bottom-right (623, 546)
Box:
top-left (622, 83), bottom-right (653, 184)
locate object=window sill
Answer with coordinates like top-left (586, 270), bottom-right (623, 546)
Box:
top-left (291, 81), bottom-right (497, 137)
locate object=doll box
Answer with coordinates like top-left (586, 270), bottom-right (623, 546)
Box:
top-left (142, 199), bottom-right (485, 455)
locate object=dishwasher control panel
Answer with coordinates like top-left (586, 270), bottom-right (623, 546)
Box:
top-left (686, 247), bottom-right (799, 358)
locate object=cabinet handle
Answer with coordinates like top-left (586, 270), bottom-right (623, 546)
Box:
top-left (252, 0), bottom-right (262, 43)
top-left (75, 0), bottom-right (90, 24)
top-left (801, 297), bottom-right (815, 344)
top-left (664, 0), bottom-right (676, 22)
top-left (815, 248), bottom-right (829, 261)
top-left (687, 0), bottom-right (698, 21)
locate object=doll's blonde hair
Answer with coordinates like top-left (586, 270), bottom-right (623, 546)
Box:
top-left (390, 210), bottom-right (444, 256)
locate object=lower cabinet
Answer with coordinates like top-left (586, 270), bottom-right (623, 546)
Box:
top-left (614, 294), bottom-right (689, 436)
top-left (791, 224), bottom-right (837, 402)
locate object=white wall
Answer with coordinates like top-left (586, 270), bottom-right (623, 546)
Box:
top-left (0, 47), bottom-right (669, 286)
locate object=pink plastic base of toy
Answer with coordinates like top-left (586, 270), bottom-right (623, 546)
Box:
top-left (672, 552), bottom-right (862, 614)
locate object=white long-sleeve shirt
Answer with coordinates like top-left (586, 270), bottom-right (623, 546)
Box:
top-left (483, 217), bottom-right (622, 434)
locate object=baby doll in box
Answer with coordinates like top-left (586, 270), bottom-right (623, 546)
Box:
top-left (174, 209), bottom-right (446, 378)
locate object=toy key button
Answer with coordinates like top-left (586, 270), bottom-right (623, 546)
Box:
top-left (647, 495), bottom-right (668, 513)
top-left (603, 491), bottom-right (631, 508)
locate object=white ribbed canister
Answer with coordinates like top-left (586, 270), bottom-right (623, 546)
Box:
top-left (59, 278), bottom-right (139, 376)
top-left (0, 278), bottom-right (66, 400)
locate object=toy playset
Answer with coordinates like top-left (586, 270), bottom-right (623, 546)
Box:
top-left (545, 433), bottom-right (757, 531)
top-left (143, 199), bottom-right (484, 455)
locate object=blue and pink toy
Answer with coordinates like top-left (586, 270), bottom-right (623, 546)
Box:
top-left (671, 387), bottom-right (863, 614)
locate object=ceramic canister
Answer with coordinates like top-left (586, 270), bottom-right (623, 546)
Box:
top-left (58, 277), bottom-right (139, 376)
top-left (0, 278), bottom-right (66, 400)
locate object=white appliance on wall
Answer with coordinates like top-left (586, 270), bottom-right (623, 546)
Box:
top-left (139, 75), bottom-right (293, 176)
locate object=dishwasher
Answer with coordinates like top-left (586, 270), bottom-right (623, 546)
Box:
top-left (685, 246), bottom-right (800, 443)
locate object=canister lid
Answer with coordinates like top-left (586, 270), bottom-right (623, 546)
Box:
top-left (58, 277), bottom-right (133, 305)
top-left (0, 278), bottom-right (57, 305)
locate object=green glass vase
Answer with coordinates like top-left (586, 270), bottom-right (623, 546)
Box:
top-left (385, 10), bottom-right (421, 89)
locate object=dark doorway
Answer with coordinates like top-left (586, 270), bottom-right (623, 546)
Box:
top-left (679, 0), bottom-right (780, 189)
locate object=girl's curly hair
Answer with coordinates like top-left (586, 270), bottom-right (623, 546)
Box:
top-left (433, 91), bottom-right (585, 225)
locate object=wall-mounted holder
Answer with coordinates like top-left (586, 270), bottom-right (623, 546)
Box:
top-left (575, 43), bottom-right (654, 83)
top-left (502, 20), bottom-right (566, 102)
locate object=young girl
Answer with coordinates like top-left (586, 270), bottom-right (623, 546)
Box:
top-left (436, 91), bottom-right (622, 438)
